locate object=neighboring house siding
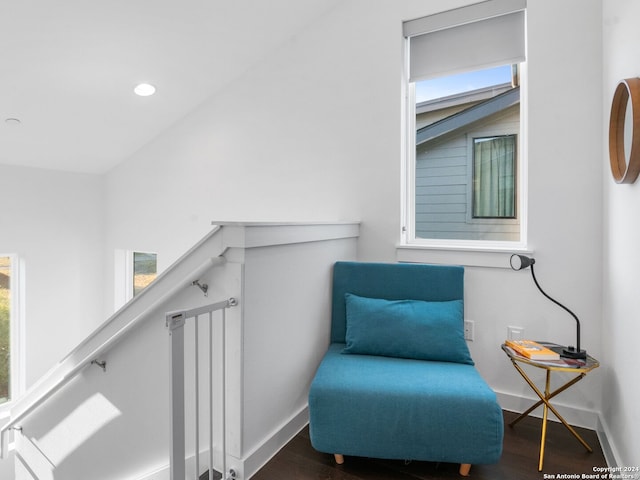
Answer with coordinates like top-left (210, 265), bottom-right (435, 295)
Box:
top-left (415, 105), bottom-right (520, 240)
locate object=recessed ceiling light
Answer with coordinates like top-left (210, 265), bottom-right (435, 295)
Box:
top-left (4, 118), bottom-right (21, 126)
top-left (134, 83), bottom-right (156, 97)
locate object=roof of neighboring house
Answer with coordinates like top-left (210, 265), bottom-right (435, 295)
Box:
top-left (416, 86), bottom-right (520, 146)
top-left (416, 82), bottom-right (514, 115)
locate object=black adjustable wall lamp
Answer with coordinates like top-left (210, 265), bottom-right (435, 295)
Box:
top-left (510, 254), bottom-right (587, 359)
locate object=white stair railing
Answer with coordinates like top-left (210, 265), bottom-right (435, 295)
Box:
top-left (0, 251), bottom-right (227, 460)
top-left (167, 298), bottom-right (238, 480)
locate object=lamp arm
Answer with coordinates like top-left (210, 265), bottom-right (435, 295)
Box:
top-left (530, 264), bottom-right (581, 352)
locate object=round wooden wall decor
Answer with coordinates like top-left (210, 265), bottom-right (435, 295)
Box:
top-left (609, 77), bottom-right (640, 184)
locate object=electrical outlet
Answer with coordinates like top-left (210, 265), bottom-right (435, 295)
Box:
top-left (464, 320), bottom-right (474, 341)
top-left (507, 326), bottom-right (524, 341)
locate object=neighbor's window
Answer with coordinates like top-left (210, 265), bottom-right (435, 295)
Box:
top-left (472, 135), bottom-right (516, 219)
top-left (403, 0), bottom-right (526, 245)
top-left (133, 252), bottom-right (157, 297)
top-left (0, 256), bottom-right (11, 405)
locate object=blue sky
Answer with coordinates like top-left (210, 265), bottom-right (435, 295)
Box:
top-left (415, 64), bottom-right (512, 103)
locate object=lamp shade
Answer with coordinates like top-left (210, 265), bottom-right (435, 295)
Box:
top-left (510, 254), bottom-right (535, 271)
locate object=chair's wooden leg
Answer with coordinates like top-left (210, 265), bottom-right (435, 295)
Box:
top-left (459, 464), bottom-right (471, 476)
top-left (334, 454), bottom-right (345, 464)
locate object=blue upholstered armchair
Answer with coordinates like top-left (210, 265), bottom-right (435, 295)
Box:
top-left (308, 262), bottom-right (503, 476)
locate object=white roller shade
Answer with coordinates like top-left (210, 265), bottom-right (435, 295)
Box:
top-left (405, 0), bottom-right (526, 82)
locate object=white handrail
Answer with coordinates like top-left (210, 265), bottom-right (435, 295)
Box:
top-left (0, 254), bottom-right (227, 459)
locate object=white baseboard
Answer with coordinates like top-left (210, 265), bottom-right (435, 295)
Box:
top-left (132, 398), bottom-right (630, 479)
top-left (595, 413), bottom-right (640, 478)
top-left (129, 406), bottom-right (310, 480)
top-left (496, 389), bottom-right (640, 473)
top-left (596, 415), bottom-right (618, 469)
top-left (129, 463), bottom-right (170, 480)
top-left (242, 406), bottom-right (309, 479)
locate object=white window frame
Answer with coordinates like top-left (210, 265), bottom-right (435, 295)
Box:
top-left (0, 254), bottom-right (25, 416)
top-left (114, 250), bottom-right (158, 312)
top-left (398, 5), bottom-right (529, 268)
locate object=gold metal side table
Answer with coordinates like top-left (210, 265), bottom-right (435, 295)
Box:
top-left (501, 343), bottom-right (600, 471)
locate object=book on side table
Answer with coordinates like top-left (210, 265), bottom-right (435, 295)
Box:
top-left (504, 339), bottom-right (560, 360)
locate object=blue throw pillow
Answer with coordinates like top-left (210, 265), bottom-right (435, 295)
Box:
top-left (343, 293), bottom-right (473, 365)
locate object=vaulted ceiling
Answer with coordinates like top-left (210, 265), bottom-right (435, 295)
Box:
top-left (0, 1), bottom-right (338, 174)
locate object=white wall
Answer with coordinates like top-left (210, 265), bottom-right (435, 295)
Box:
top-left (0, 165), bottom-right (105, 477)
top-left (477, 0), bottom-right (604, 419)
top-left (104, 0), bottom-right (605, 424)
top-left (10, 224), bottom-right (357, 480)
top-left (0, 165), bottom-right (106, 386)
top-left (602, 0), bottom-right (640, 469)
top-left (1, 0), bottom-right (619, 474)
top-left (103, 0), bottom-right (439, 276)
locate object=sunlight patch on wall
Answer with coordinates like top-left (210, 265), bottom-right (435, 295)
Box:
top-left (34, 393), bottom-right (122, 466)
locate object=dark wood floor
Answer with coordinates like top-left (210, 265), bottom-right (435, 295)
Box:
top-left (251, 411), bottom-right (607, 480)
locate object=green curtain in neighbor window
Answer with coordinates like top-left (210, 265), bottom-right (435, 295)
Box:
top-left (473, 136), bottom-right (516, 218)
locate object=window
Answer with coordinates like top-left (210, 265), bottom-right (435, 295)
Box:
top-left (472, 135), bottom-right (516, 219)
top-left (403, 0), bottom-right (526, 246)
top-left (0, 256), bottom-right (20, 405)
top-left (132, 252), bottom-right (157, 297)
top-left (113, 250), bottom-right (159, 311)
top-left (0, 257), bottom-right (10, 404)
